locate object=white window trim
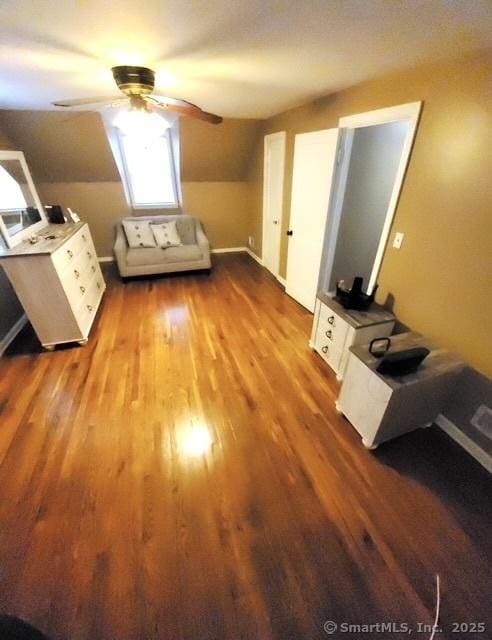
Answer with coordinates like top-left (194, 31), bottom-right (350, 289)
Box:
top-left (117, 129), bottom-right (179, 210)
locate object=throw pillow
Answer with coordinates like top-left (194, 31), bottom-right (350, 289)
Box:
top-left (122, 220), bottom-right (157, 248)
top-left (151, 220), bottom-right (182, 248)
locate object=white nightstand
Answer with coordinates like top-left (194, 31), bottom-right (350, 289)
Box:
top-left (336, 332), bottom-right (464, 449)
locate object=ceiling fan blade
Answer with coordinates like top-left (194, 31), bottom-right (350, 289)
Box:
top-left (152, 95), bottom-right (201, 110)
top-left (52, 95), bottom-right (123, 107)
top-left (147, 97), bottom-right (222, 125)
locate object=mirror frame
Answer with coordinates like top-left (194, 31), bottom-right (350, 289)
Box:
top-left (0, 150), bottom-right (47, 249)
top-left (319, 101), bottom-right (422, 296)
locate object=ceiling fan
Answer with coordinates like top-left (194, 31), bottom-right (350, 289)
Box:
top-left (52, 65), bottom-right (223, 125)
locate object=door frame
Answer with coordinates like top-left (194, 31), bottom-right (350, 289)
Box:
top-left (262, 131), bottom-right (286, 278)
top-left (319, 101), bottom-right (422, 295)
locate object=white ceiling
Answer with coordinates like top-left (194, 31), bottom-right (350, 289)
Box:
top-left (0, 0), bottom-right (491, 119)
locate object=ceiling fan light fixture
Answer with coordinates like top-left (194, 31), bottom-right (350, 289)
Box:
top-left (113, 105), bottom-right (171, 137)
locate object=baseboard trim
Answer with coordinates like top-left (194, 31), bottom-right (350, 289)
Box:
top-left (211, 247), bottom-right (247, 254)
top-left (277, 275), bottom-right (286, 287)
top-left (436, 413), bottom-right (491, 473)
top-left (0, 314), bottom-right (28, 357)
top-left (211, 247), bottom-right (264, 265)
top-left (98, 256), bottom-right (114, 263)
top-left (245, 248), bottom-right (263, 265)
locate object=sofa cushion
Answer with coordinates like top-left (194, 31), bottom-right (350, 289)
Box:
top-left (126, 244), bottom-right (203, 267)
top-left (162, 245), bottom-right (203, 263)
top-left (175, 216), bottom-right (196, 245)
top-left (122, 219), bottom-right (156, 248)
top-left (151, 220), bottom-right (182, 247)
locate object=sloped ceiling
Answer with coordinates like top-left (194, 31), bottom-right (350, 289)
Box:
top-left (0, 110), bottom-right (261, 182)
top-left (0, 1), bottom-right (491, 118)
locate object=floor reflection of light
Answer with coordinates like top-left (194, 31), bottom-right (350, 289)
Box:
top-left (182, 423), bottom-right (213, 458)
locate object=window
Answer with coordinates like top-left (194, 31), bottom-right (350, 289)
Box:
top-left (118, 130), bottom-right (178, 209)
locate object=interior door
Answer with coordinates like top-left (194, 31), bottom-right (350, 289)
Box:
top-left (262, 132), bottom-right (286, 276)
top-left (285, 128), bottom-right (339, 311)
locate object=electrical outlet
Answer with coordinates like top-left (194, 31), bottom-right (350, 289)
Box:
top-left (471, 405), bottom-right (492, 438)
top-left (248, 236), bottom-right (255, 248)
top-left (393, 232), bottom-right (404, 249)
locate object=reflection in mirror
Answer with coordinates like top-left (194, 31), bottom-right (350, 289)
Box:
top-left (0, 159), bottom-right (42, 237)
top-left (0, 151), bottom-right (47, 248)
top-left (328, 121), bottom-right (410, 293)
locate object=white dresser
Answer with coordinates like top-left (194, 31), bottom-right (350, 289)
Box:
top-left (310, 293), bottom-right (395, 380)
top-left (0, 222), bottom-right (105, 350)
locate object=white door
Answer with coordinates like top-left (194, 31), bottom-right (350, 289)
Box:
top-left (285, 129), bottom-right (339, 312)
top-left (262, 132), bottom-right (286, 276)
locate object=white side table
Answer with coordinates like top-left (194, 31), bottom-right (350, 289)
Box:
top-left (336, 332), bottom-right (464, 449)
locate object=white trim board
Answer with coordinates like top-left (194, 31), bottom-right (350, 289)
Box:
top-left (98, 256), bottom-right (114, 263)
top-left (212, 247), bottom-right (263, 265)
top-left (0, 314), bottom-right (28, 357)
top-left (436, 413), bottom-right (491, 473)
top-left (211, 247), bottom-right (247, 254)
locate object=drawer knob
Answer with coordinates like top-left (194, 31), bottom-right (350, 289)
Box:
top-left (67, 249), bottom-right (73, 259)
top-left (91, 265), bottom-right (96, 273)
top-left (327, 315), bottom-right (335, 325)
top-left (87, 251), bottom-right (92, 259)
top-left (82, 234), bottom-right (87, 241)
top-left (322, 345), bottom-right (329, 354)
top-left (97, 282), bottom-right (101, 289)
top-left (80, 286), bottom-right (86, 293)
top-left (325, 329), bottom-right (332, 339)
top-left (86, 304), bottom-right (93, 312)
top-left (74, 269), bottom-right (80, 279)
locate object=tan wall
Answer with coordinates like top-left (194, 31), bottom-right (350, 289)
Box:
top-left (38, 181), bottom-right (251, 256)
top-left (181, 182), bottom-right (251, 248)
top-left (0, 127), bottom-right (15, 151)
top-left (248, 50), bottom-right (492, 376)
top-left (0, 111), bottom-right (118, 182)
top-left (181, 118), bottom-right (261, 181)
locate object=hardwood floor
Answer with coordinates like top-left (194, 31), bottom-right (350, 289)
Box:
top-left (0, 253), bottom-right (490, 640)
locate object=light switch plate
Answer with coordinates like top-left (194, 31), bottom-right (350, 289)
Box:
top-left (393, 232), bottom-right (404, 249)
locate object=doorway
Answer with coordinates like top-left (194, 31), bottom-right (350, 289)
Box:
top-left (262, 132), bottom-right (286, 277)
top-left (319, 102), bottom-right (422, 296)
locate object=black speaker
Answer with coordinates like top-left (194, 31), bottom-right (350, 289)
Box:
top-left (45, 204), bottom-right (66, 224)
top-left (376, 347), bottom-right (430, 376)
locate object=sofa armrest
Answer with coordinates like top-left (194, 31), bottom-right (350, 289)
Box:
top-left (113, 224), bottom-right (128, 274)
top-left (196, 221), bottom-right (210, 252)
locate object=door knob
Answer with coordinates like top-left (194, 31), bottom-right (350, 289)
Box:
top-left (286, 230), bottom-right (293, 236)
top-left (273, 220), bottom-right (278, 225)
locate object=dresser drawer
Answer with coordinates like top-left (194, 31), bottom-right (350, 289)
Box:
top-left (76, 275), bottom-right (105, 336)
top-left (317, 316), bottom-right (348, 353)
top-left (52, 225), bottom-right (92, 272)
top-left (314, 330), bottom-right (342, 372)
top-left (319, 302), bottom-right (340, 328)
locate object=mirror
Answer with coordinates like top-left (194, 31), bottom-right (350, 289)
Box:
top-left (319, 102), bottom-right (421, 296)
top-left (0, 151), bottom-right (47, 249)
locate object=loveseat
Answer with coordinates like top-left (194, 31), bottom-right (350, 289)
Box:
top-left (114, 214), bottom-right (211, 278)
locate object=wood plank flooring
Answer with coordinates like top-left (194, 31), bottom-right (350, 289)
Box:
top-left (0, 253), bottom-right (490, 640)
